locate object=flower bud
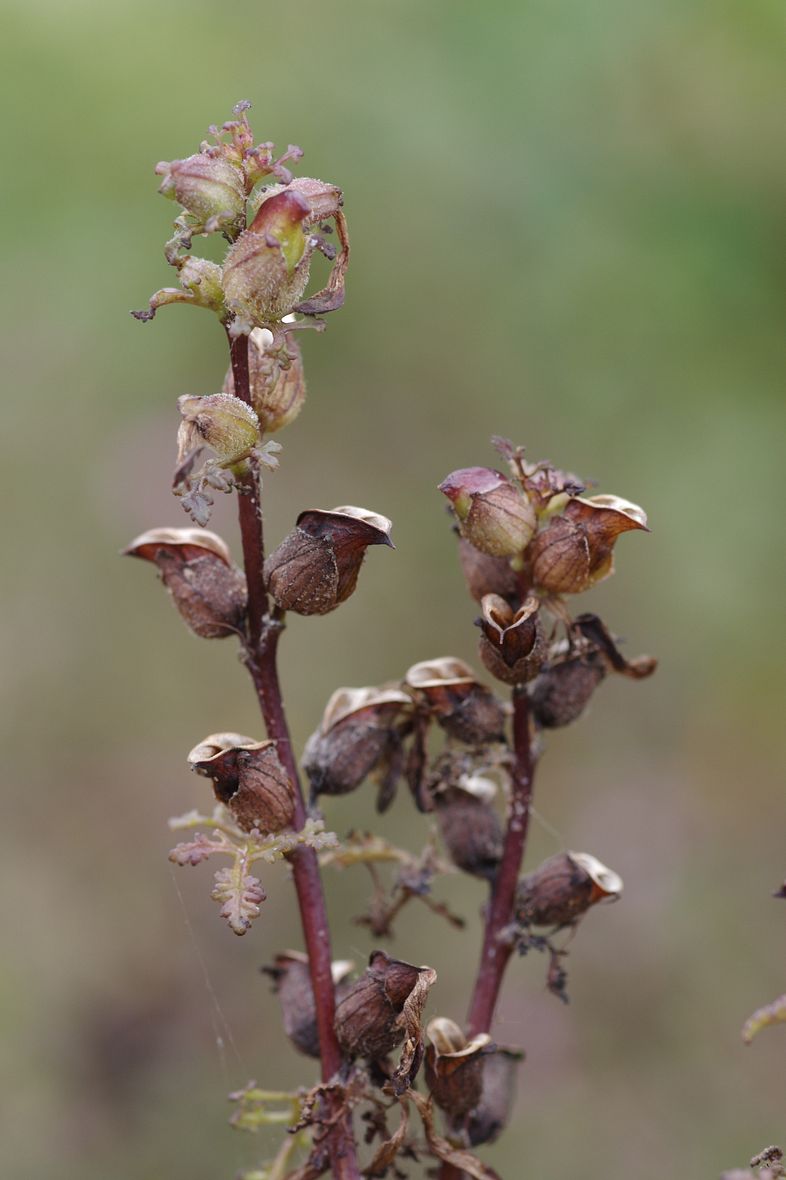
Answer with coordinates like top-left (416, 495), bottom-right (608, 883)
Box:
top-left (433, 784), bottom-right (504, 882)
top-left (156, 152), bottom-right (246, 233)
top-left (263, 951), bottom-right (354, 1058)
top-left (424, 1018), bottom-right (491, 1122)
top-left (187, 733), bottom-right (295, 834)
top-left (334, 950), bottom-right (437, 1069)
top-left (477, 595), bottom-right (544, 685)
top-left (439, 467), bottom-right (536, 557)
top-left (302, 686), bottom-right (411, 808)
top-left (176, 393), bottom-right (260, 470)
top-left (516, 852), bottom-right (622, 929)
top-left (264, 506), bottom-right (393, 616)
top-left (404, 658), bottom-right (507, 745)
top-left (466, 1046), bottom-right (524, 1146)
top-left (222, 189), bottom-right (313, 324)
top-left (222, 327), bottom-right (306, 432)
top-left (457, 537), bottom-right (520, 604)
top-left (531, 495), bottom-right (648, 595)
top-left (123, 527), bottom-right (247, 638)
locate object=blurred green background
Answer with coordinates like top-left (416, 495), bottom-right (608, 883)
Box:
top-left (2, 0), bottom-right (784, 1176)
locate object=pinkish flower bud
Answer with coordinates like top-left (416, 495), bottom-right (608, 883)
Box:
top-left (404, 658), bottom-right (507, 745)
top-left (531, 495), bottom-right (648, 595)
top-left (187, 733), bottom-right (295, 834)
top-left (516, 852), bottom-right (622, 929)
top-left (123, 527), bottom-right (246, 639)
top-left (263, 951), bottom-right (354, 1058)
top-left (424, 1018), bottom-right (491, 1122)
top-left (222, 327), bottom-right (306, 433)
top-left (222, 189), bottom-right (313, 325)
top-left (439, 467), bottom-right (536, 557)
top-left (264, 506), bottom-right (393, 616)
top-left (302, 686), bottom-right (411, 808)
top-left (477, 595), bottom-right (544, 685)
top-left (156, 152), bottom-right (246, 233)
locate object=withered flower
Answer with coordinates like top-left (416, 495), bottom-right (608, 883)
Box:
top-left (433, 776), bottom-right (504, 882)
top-left (187, 733), bottom-right (295, 833)
top-left (334, 950), bottom-right (437, 1091)
top-left (223, 326), bottom-right (306, 432)
top-left (439, 467), bottom-right (537, 558)
top-left (302, 685), bottom-right (411, 809)
top-left (263, 951), bottom-right (354, 1058)
top-left (466, 1046), bottom-right (524, 1146)
top-left (223, 189), bottom-right (313, 325)
top-left (476, 595), bottom-right (544, 685)
top-left (530, 494), bottom-right (648, 595)
top-left (123, 527), bottom-right (246, 638)
top-left (424, 1018), bottom-right (491, 1122)
top-left (264, 506), bottom-right (393, 616)
top-left (516, 852), bottom-right (622, 929)
top-left (404, 658), bottom-right (507, 746)
top-left (457, 536), bottom-right (520, 604)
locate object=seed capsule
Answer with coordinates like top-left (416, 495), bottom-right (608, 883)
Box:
top-left (223, 327), bottom-right (306, 433)
top-left (516, 852), bottom-right (622, 929)
top-left (123, 527), bottom-right (247, 638)
top-left (222, 189), bottom-right (313, 324)
top-left (187, 733), bottom-right (295, 833)
top-left (466, 1046), bottom-right (524, 1146)
top-left (334, 950), bottom-right (436, 1069)
top-left (404, 658), bottom-right (507, 745)
top-left (264, 506), bottom-right (393, 616)
top-left (424, 1018), bottom-right (491, 1122)
top-left (531, 495), bottom-right (648, 595)
top-left (433, 784), bottom-right (504, 882)
top-left (156, 151), bottom-right (246, 233)
top-left (477, 594), bottom-right (544, 686)
top-left (263, 951), bottom-right (354, 1058)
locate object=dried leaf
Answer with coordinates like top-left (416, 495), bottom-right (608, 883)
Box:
top-left (363, 1101), bottom-right (410, 1177)
top-left (409, 1090), bottom-right (501, 1180)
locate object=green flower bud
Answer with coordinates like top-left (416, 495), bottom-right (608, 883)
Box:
top-left (222, 190), bottom-right (313, 325)
top-left (156, 152), bottom-right (246, 233)
top-left (176, 393), bottom-right (260, 469)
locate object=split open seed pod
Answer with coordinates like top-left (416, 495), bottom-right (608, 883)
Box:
top-left (187, 733), bottom-right (295, 833)
top-left (404, 658), bottom-right (506, 746)
top-left (516, 851), bottom-right (623, 929)
top-left (264, 506), bottom-right (393, 616)
top-left (123, 527), bottom-right (247, 638)
top-left (425, 1018), bottom-right (492, 1122)
top-left (263, 950), bottom-right (354, 1058)
top-left (477, 594), bottom-right (544, 685)
top-left (302, 685), bottom-right (411, 808)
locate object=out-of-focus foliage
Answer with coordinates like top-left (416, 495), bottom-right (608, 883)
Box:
top-left (1, 1), bottom-right (784, 1177)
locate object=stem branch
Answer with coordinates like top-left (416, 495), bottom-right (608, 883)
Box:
top-left (229, 331), bottom-right (360, 1179)
top-left (466, 689), bottom-right (534, 1037)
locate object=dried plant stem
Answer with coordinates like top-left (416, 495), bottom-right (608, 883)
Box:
top-left (229, 333), bottom-right (360, 1180)
top-left (466, 689), bottom-right (534, 1036)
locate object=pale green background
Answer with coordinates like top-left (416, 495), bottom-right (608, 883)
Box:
top-left (1, 1), bottom-right (784, 1177)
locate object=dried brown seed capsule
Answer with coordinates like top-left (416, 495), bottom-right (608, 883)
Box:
top-left (404, 658), bottom-right (507, 745)
top-left (433, 785), bottom-right (504, 882)
top-left (262, 951), bottom-right (354, 1058)
top-left (334, 950), bottom-right (436, 1066)
top-left (222, 189), bottom-right (313, 324)
top-left (222, 327), bottom-right (306, 433)
top-left (516, 852), bottom-right (622, 929)
top-left (264, 506), bottom-right (393, 616)
top-left (302, 686), bottom-right (411, 807)
top-left (477, 594), bottom-right (544, 685)
top-left (424, 1018), bottom-right (491, 1122)
top-left (529, 654), bottom-right (606, 727)
top-left (457, 536), bottom-right (521, 604)
top-left (531, 494), bottom-right (648, 595)
top-left (439, 467), bottom-right (537, 557)
top-left (466, 1046), bottom-right (524, 1146)
top-left (123, 527), bottom-right (247, 638)
top-left (187, 733), bottom-right (295, 833)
